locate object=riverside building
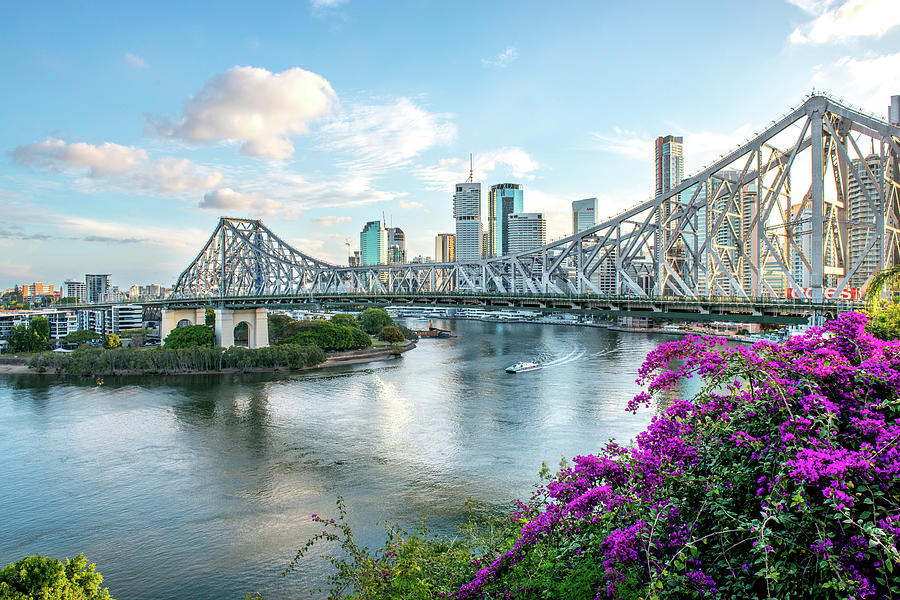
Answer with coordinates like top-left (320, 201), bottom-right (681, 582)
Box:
top-left (453, 182), bottom-right (482, 262)
top-left (487, 183), bottom-right (523, 257)
top-left (360, 220), bottom-right (387, 266)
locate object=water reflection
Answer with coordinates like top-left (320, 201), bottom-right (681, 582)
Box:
top-left (0, 321), bottom-right (678, 600)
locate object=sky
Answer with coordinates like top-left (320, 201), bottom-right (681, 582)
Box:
top-left (2, 0), bottom-right (900, 290)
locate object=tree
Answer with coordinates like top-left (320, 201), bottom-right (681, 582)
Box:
top-left (358, 307), bottom-right (393, 334)
top-left (163, 324), bottom-right (215, 349)
top-left (0, 553), bottom-right (113, 599)
top-left (57, 297), bottom-right (78, 305)
top-left (378, 325), bottom-right (404, 343)
top-left (6, 317), bottom-right (50, 353)
top-left (864, 265), bottom-right (900, 308)
top-left (330, 313), bottom-right (360, 329)
top-left (867, 300), bottom-right (900, 340)
top-left (65, 330), bottom-right (102, 345)
top-left (205, 307), bottom-right (215, 327)
top-left (268, 313), bottom-right (306, 344)
top-left (103, 334), bottom-right (121, 349)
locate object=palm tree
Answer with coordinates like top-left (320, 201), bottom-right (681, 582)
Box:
top-left (865, 265), bottom-right (900, 309)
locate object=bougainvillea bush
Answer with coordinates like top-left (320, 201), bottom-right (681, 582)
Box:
top-left (287, 312), bottom-right (900, 599)
top-left (459, 312), bottom-right (900, 599)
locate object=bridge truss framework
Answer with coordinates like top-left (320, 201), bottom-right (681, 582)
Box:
top-left (171, 94), bottom-right (900, 304)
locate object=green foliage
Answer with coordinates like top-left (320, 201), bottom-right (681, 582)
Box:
top-left (378, 325), bottom-right (404, 343)
top-left (358, 307), bottom-right (393, 334)
top-left (6, 317), bottom-right (50, 353)
top-left (330, 313), bottom-right (360, 329)
top-left (163, 324), bottom-right (214, 349)
top-left (57, 297), bottom-right (78, 305)
top-left (103, 334), bottom-right (121, 349)
top-left (65, 330), bottom-right (102, 344)
top-left (282, 321), bottom-right (372, 351)
top-left (268, 313), bottom-right (308, 344)
top-left (864, 264), bottom-right (900, 309)
top-left (395, 324), bottom-right (419, 341)
top-left (0, 553), bottom-right (113, 599)
top-left (28, 343), bottom-right (326, 376)
top-left (867, 300), bottom-right (900, 340)
top-left (205, 307), bottom-right (215, 327)
top-left (284, 497), bottom-right (498, 600)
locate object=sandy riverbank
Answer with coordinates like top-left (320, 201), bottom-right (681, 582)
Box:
top-left (0, 342), bottom-right (416, 377)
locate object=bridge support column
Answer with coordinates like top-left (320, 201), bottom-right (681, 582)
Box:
top-left (214, 307), bottom-right (269, 348)
top-left (160, 308), bottom-right (207, 345)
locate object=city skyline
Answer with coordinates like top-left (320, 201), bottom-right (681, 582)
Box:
top-left (2, 0), bottom-right (900, 289)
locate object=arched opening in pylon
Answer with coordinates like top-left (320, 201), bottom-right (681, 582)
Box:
top-left (176, 318), bottom-right (192, 328)
top-left (233, 321), bottom-right (251, 347)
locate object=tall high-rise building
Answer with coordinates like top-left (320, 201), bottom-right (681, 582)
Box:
top-left (487, 183), bottom-right (524, 256)
top-left (435, 233), bottom-right (455, 263)
top-left (572, 198), bottom-right (599, 234)
top-left (654, 136), bottom-right (685, 282)
top-left (387, 227), bottom-right (406, 264)
top-left (63, 280), bottom-right (86, 303)
top-left (847, 155), bottom-right (884, 289)
top-left (453, 182), bottom-right (482, 262)
top-left (507, 213), bottom-right (547, 254)
top-left (85, 274), bottom-right (111, 303)
top-left (889, 95), bottom-right (900, 125)
top-left (348, 250), bottom-right (360, 267)
top-left (655, 135), bottom-right (684, 197)
top-left (359, 221), bottom-right (387, 266)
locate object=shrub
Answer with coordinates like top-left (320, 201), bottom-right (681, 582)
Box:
top-left (868, 300), bottom-right (900, 340)
top-left (358, 307), bottom-right (393, 334)
top-left (396, 324), bottom-right (419, 341)
top-left (0, 553), bottom-right (113, 599)
top-left (282, 321), bottom-right (371, 351)
top-left (64, 330), bottom-right (102, 345)
top-left (103, 334), bottom-right (121, 349)
top-left (163, 324), bottom-right (214, 349)
top-left (457, 312), bottom-right (900, 599)
top-left (330, 313), bottom-right (360, 329)
top-left (378, 326), bottom-right (404, 343)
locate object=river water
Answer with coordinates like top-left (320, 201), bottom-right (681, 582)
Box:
top-left (0, 319), bottom-right (676, 599)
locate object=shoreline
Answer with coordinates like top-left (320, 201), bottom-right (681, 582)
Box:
top-left (0, 342), bottom-right (416, 377)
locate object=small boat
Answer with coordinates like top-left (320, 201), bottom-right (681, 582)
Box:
top-left (505, 362), bottom-right (540, 373)
top-left (415, 320), bottom-right (457, 339)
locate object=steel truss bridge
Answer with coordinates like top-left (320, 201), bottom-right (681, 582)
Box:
top-left (170, 93), bottom-right (899, 316)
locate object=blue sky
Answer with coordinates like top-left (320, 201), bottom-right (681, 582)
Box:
top-left (2, 0), bottom-right (899, 290)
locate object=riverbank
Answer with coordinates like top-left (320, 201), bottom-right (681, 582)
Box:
top-left (0, 342), bottom-right (416, 377)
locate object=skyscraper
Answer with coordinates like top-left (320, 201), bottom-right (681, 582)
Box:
top-left (487, 183), bottom-right (524, 256)
top-left (847, 155), bottom-right (883, 289)
top-left (572, 197), bottom-right (599, 234)
top-left (435, 233), bottom-right (455, 263)
top-left (387, 227), bottom-right (406, 264)
top-left (359, 220), bottom-right (387, 266)
top-left (655, 135), bottom-right (684, 197)
top-left (507, 213), bottom-right (546, 254)
top-left (453, 182), bottom-right (482, 262)
top-left (85, 274), bottom-right (111, 303)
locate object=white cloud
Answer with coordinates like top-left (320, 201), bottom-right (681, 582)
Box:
top-left (789, 0), bottom-right (900, 44)
top-left (200, 187), bottom-right (291, 218)
top-left (309, 0), bottom-right (348, 13)
top-left (314, 215), bottom-right (352, 227)
top-left (482, 46), bottom-right (519, 68)
top-left (12, 138), bottom-right (223, 196)
top-left (0, 260), bottom-right (34, 279)
top-left (398, 200), bottom-right (423, 209)
top-left (812, 51), bottom-right (900, 115)
top-left (592, 128), bottom-right (651, 161)
top-left (319, 98), bottom-right (456, 172)
top-left (590, 124), bottom-right (755, 175)
top-left (125, 52), bottom-right (148, 69)
top-left (414, 148), bottom-right (540, 191)
top-left (150, 66), bottom-right (338, 159)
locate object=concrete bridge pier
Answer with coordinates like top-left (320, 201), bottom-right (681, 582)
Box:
top-left (214, 307), bottom-right (269, 348)
top-left (160, 307), bottom-right (207, 344)
top-left (160, 306), bottom-right (269, 348)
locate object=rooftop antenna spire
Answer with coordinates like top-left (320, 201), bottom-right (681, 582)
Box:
top-left (466, 153), bottom-right (474, 183)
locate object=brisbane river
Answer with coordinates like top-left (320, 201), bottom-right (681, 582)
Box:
top-left (0, 319), bottom-right (685, 600)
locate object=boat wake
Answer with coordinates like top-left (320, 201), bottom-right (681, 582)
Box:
top-left (533, 346), bottom-right (587, 370)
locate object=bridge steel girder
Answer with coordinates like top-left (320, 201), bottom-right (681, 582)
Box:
top-left (169, 94), bottom-right (900, 306)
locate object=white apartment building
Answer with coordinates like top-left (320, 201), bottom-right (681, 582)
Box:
top-left (453, 182), bottom-right (482, 262)
top-left (507, 212), bottom-right (546, 254)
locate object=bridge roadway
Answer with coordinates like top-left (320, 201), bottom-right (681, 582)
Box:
top-left (124, 293), bottom-right (858, 325)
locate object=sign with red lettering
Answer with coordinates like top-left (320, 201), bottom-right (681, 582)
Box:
top-left (786, 287), bottom-right (860, 300)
